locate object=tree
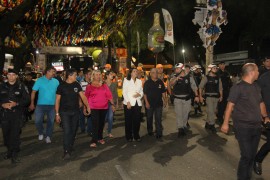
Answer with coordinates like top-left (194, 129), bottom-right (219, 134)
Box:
top-left (0, 0), bottom-right (38, 72)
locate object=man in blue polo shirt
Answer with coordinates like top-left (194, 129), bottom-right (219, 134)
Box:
top-left (29, 66), bottom-right (59, 143)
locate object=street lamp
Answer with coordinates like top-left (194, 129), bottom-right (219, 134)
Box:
top-left (182, 49), bottom-right (186, 64)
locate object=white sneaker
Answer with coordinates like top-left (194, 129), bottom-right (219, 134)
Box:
top-left (38, 134), bottom-right (44, 141)
top-left (45, 136), bottom-right (51, 144)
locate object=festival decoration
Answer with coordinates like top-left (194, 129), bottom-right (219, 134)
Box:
top-left (193, 0), bottom-right (227, 65)
top-left (203, 0), bottom-right (227, 50)
top-left (1, 0), bottom-right (155, 48)
top-left (148, 13), bottom-right (165, 53)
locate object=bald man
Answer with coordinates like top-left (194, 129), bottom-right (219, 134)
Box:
top-left (221, 63), bottom-right (270, 180)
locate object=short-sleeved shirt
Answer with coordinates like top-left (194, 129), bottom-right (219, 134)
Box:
top-left (33, 76), bottom-right (59, 105)
top-left (56, 81), bottom-right (82, 112)
top-left (228, 81), bottom-right (263, 128)
top-left (143, 78), bottom-right (166, 108)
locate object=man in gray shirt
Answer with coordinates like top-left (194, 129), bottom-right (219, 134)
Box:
top-left (221, 63), bottom-right (269, 180)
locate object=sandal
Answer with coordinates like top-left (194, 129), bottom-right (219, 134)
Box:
top-left (98, 139), bottom-right (105, 145)
top-left (90, 143), bottom-right (97, 148)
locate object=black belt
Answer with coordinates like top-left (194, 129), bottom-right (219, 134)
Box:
top-left (173, 95), bottom-right (191, 101)
top-left (205, 94), bottom-right (219, 98)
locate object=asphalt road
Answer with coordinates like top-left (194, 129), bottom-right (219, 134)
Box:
top-left (0, 105), bottom-right (269, 180)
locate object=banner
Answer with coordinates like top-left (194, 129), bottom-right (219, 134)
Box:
top-left (162, 8), bottom-right (174, 45)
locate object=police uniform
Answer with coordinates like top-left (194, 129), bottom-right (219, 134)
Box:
top-left (0, 74), bottom-right (30, 163)
top-left (199, 75), bottom-right (222, 132)
top-left (172, 73), bottom-right (198, 136)
top-left (216, 69), bottom-right (231, 124)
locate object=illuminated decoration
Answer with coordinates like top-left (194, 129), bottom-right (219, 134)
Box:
top-left (1, 0), bottom-right (155, 48)
top-left (0, 0), bottom-right (24, 13)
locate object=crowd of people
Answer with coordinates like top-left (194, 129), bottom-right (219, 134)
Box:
top-left (1, 58), bottom-right (270, 180)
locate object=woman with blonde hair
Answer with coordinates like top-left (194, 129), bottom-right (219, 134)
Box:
top-left (85, 70), bottom-right (115, 148)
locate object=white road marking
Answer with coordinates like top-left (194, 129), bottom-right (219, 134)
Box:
top-left (115, 165), bottom-right (132, 180)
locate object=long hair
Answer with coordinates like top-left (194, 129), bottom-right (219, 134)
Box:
top-left (126, 68), bottom-right (137, 81)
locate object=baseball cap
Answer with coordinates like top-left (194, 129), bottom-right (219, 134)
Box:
top-left (175, 63), bottom-right (184, 69)
top-left (7, 68), bottom-right (18, 75)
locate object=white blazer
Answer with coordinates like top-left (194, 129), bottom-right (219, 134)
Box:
top-left (122, 78), bottom-right (143, 106)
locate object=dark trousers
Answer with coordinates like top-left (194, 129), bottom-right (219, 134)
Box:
top-left (147, 106), bottom-right (163, 136)
top-left (255, 129), bottom-right (270, 163)
top-left (234, 127), bottom-right (261, 180)
top-left (79, 108), bottom-right (92, 133)
top-left (124, 103), bottom-right (141, 140)
top-left (60, 111), bottom-right (79, 152)
top-left (91, 109), bottom-right (107, 143)
top-left (1, 111), bottom-right (22, 156)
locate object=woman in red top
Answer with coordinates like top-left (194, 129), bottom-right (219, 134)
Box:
top-left (85, 70), bottom-right (115, 148)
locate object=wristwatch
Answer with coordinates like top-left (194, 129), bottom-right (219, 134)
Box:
top-left (56, 113), bottom-right (59, 116)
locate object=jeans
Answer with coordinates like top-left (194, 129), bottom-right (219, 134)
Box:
top-left (35, 105), bottom-right (55, 138)
top-left (79, 108), bottom-right (92, 133)
top-left (91, 109), bottom-right (108, 143)
top-left (105, 104), bottom-right (114, 134)
top-left (255, 129), bottom-right (270, 163)
top-left (147, 106), bottom-right (163, 136)
top-left (234, 127), bottom-right (261, 180)
top-left (60, 111), bottom-right (79, 152)
top-left (124, 103), bottom-right (141, 140)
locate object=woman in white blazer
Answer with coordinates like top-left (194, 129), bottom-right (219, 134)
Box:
top-left (122, 68), bottom-right (144, 142)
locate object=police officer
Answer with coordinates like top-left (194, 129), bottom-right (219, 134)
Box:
top-left (170, 63), bottom-right (199, 137)
top-left (216, 61), bottom-right (232, 124)
top-left (199, 64), bottom-right (223, 133)
top-left (0, 69), bottom-right (30, 163)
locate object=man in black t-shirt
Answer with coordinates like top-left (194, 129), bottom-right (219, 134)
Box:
top-left (253, 70), bottom-right (270, 175)
top-left (221, 63), bottom-right (270, 180)
top-left (55, 69), bottom-right (90, 160)
top-left (144, 68), bottom-right (167, 139)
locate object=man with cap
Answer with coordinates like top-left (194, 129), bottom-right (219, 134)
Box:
top-left (170, 63), bottom-right (199, 137)
top-left (0, 69), bottom-right (30, 163)
top-left (216, 61), bottom-right (232, 125)
top-left (192, 65), bottom-right (203, 114)
top-left (199, 64), bottom-right (223, 133)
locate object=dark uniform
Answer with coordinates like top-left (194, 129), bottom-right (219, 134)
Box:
top-left (0, 80), bottom-right (30, 163)
top-left (192, 71), bottom-right (203, 114)
top-left (216, 69), bottom-right (231, 124)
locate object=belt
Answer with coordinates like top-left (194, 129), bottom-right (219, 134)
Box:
top-left (205, 94), bottom-right (219, 98)
top-left (173, 95), bottom-right (191, 101)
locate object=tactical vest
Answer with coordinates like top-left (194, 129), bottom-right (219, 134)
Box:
top-left (173, 75), bottom-right (192, 95)
top-left (205, 75), bottom-right (219, 94)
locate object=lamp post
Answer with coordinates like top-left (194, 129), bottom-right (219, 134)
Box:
top-left (182, 49), bottom-right (186, 64)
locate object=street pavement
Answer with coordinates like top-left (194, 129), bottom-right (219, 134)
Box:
top-left (0, 105), bottom-right (270, 180)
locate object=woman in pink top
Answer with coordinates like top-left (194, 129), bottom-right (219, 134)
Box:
top-left (85, 70), bottom-right (115, 148)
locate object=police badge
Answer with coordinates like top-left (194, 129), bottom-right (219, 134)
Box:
top-left (74, 88), bottom-right (78, 92)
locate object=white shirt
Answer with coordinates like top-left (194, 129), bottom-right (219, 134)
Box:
top-left (122, 78), bottom-right (143, 106)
